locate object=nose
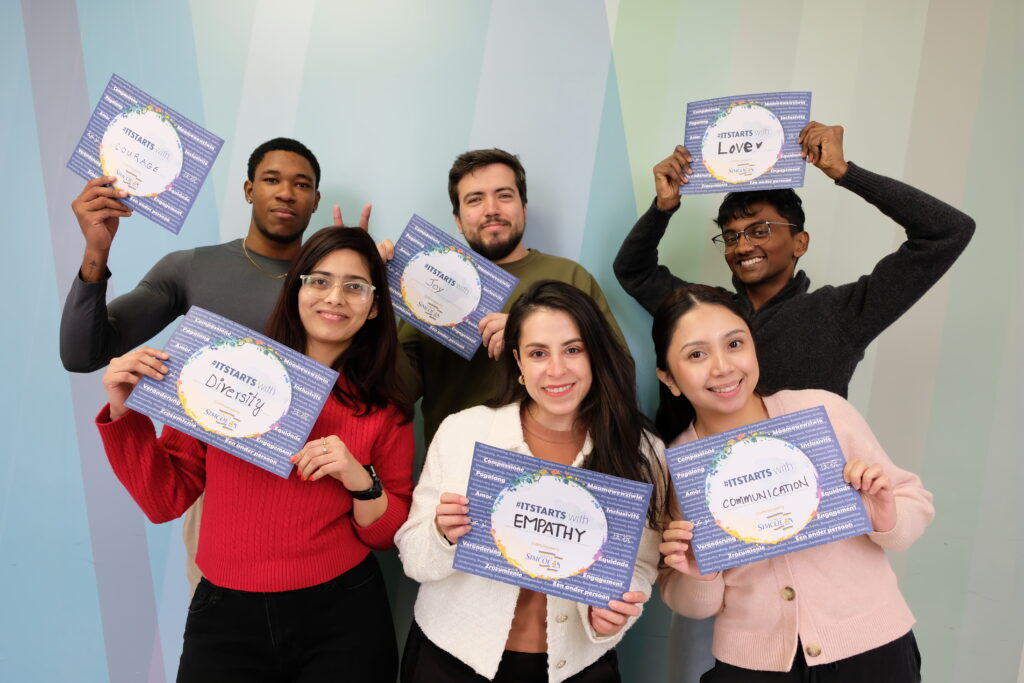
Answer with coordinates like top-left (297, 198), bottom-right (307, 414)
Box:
top-left (275, 181), bottom-right (296, 202)
top-left (322, 282), bottom-right (346, 305)
top-left (732, 231), bottom-right (755, 254)
top-left (482, 194), bottom-right (500, 216)
top-left (546, 354), bottom-right (565, 376)
top-left (709, 351), bottom-right (731, 376)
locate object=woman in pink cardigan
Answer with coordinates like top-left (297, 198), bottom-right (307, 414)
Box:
top-left (654, 285), bottom-right (933, 682)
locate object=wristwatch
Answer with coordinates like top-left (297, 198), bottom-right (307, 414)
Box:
top-left (348, 464), bottom-right (383, 500)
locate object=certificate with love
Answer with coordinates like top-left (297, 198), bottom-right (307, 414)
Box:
top-left (386, 214), bottom-right (519, 360)
top-left (66, 73), bottom-right (223, 234)
top-left (666, 406), bottom-right (873, 574)
top-left (453, 443), bottom-right (653, 608)
top-left (124, 307), bottom-right (338, 478)
top-left (679, 90), bottom-right (811, 195)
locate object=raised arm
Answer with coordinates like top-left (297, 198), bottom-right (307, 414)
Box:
top-left (613, 146), bottom-right (694, 315)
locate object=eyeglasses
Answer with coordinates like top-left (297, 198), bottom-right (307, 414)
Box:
top-left (299, 274), bottom-right (376, 303)
top-left (711, 221), bottom-right (798, 252)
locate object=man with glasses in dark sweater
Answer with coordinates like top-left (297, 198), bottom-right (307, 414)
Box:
top-left (614, 121), bottom-right (975, 438)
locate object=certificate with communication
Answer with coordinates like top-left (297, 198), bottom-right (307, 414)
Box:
top-left (124, 307), bottom-right (338, 478)
top-left (67, 73), bottom-right (224, 234)
top-left (453, 443), bottom-right (653, 608)
top-left (666, 406), bottom-right (873, 574)
top-left (679, 91), bottom-right (811, 195)
top-left (386, 215), bottom-right (519, 360)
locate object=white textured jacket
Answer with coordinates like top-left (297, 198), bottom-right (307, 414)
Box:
top-left (395, 402), bottom-right (662, 682)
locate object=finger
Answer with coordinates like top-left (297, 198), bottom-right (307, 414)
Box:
top-left (619, 591), bottom-right (649, 605)
top-left (332, 205), bottom-right (343, 227)
top-left (606, 601), bottom-right (640, 618)
top-left (436, 503), bottom-right (470, 517)
top-left (659, 542), bottom-right (689, 557)
top-left (358, 203), bottom-right (372, 231)
top-left (487, 334), bottom-right (503, 360)
top-left (446, 525), bottom-right (472, 542)
top-left (439, 492), bottom-right (469, 505)
top-left (377, 239), bottom-right (394, 262)
top-left (81, 195), bottom-right (133, 214)
top-left (867, 474), bottom-right (890, 496)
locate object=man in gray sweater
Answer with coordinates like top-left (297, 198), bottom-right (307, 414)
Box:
top-left (59, 137), bottom-right (360, 591)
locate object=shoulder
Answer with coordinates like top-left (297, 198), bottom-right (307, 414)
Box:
top-left (514, 250), bottom-right (596, 282)
top-left (765, 388), bottom-right (848, 413)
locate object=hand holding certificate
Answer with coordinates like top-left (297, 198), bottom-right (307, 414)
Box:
top-left (119, 307), bottom-right (338, 478)
top-left (679, 91), bottom-right (811, 195)
top-left (452, 443), bottom-right (652, 608)
top-left (67, 74), bottom-right (223, 234)
top-left (386, 215), bottom-right (519, 360)
top-left (665, 406), bottom-right (873, 574)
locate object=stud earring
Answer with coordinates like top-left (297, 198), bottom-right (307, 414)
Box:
top-left (518, 375), bottom-right (526, 385)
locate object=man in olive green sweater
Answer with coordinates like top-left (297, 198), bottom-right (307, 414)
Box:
top-left (398, 148), bottom-right (623, 443)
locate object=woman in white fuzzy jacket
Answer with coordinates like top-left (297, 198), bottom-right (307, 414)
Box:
top-left (395, 281), bottom-right (667, 683)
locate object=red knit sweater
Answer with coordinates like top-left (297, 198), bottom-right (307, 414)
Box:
top-left (96, 394), bottom-right (413, 592)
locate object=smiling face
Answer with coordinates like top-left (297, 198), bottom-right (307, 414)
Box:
top-left (722, 202), bottom-right (807, 296)
top-left (298, 248), bottom-right (377, 365)
top-left (514, 308), bottom-right (593, 432)
top-left (657, 303), bottom-right (764, 433)
top-left (454, 163), bottom-right (528, 263)
top-left (244, 150), bottom-right (320, 246)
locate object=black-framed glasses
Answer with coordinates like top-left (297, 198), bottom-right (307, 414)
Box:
top-left (298, 274), bottom-right (376, 303)
top-left (711, 221), bottom-right (798, 252)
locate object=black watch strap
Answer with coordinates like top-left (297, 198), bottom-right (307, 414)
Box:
top-left (348, 464), bottom-right (383, 500)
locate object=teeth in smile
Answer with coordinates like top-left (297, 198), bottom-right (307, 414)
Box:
top-left (319, 312), bottom-right (344, 321)
top-left (739, 256), bottom-right (764, 267)
top-left (709, 382), bottom-right (740, 393)
top-left (546, 384), bottom-right (572, 394)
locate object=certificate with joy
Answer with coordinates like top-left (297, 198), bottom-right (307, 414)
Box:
top-left (66, 73), bottom-right (224, 234)
top-left (453, 443), bottom-right (653, 608)
top-left (679, 91), bottom-right (811, 195)
top-left (666, 407), bottom-right (873, 574)
top-left (124, 307), bottom-right (338, 478)
top-left (386, 215), bottom-right (519, 360)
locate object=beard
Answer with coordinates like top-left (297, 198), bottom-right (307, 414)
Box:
top-left (255, 218), bottom-right (305, 245)
top-left (464, 221), bottom-right (524, 261)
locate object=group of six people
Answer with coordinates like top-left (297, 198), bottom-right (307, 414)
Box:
top-left (62, 121), bottom-right (974, 682)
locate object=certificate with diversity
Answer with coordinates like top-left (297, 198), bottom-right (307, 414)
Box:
top-left (666, 406), bottom-right (873, 574)
top-left (124, 307), bottom-right (338, 478)
top-left (453, 443), bottom-right (653, 608)
top-left (679, 91), bottom-right (811, 195)
top-left (67, 73), bottom-right (224, 234)
top-left (386, 215), bottom-right (519, 360)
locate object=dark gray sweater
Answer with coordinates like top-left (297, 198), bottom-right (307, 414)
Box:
top-left (60, 239), bottom-right (289, 372)
top-left (613, 163), bottom-right (975, 436)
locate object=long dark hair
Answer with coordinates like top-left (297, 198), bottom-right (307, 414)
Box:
top-left (488, 280), bottom-right (666, 528)
top-left (652, 285), bottom-right (751, 438)
top-left (264, 227), bottom-right (411, 420)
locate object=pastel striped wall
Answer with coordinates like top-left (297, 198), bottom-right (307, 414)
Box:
top-left (2, 1), bottom-right (1019, 680)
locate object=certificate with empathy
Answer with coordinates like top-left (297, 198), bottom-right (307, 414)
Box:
top-left (124, 307), bottom-right (338, 478)
top-left (67, 74), bottom-right (224, 234)
top-left (679, 91), bottom-right (811, 195)
top-left (666, 407), bottom-right (873, 574)
top-left (386, 215), bottom-right (519, 360)
top-left (453, 443), bottom-right (653, 608)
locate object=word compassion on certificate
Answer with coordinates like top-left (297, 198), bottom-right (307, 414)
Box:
top-left (386, 215), bottom-right (518, 360)
top-left (125, 307), bottom-right (338, 478)
top-left (67, 73), bottom-right (223, 234)
top-left (453, 443), bottom-right (652, 608)
top-left (679, 91), bottom-right (811, 196)
top-left (666, 406), bottom-right (872, 574)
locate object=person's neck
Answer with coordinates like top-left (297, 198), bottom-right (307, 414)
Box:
top-left (523, 401), bottom-right (577, 433)
top-left (245, 224), bottom-right (302, 261)
top-left (304, 339), bottom-right (346, 367)
top-left (743, 277), bottom-right (790, 311)
top-left (693, 393), bottom-right (768, 438)
top-left (494, 244), bottom-right (530, 265)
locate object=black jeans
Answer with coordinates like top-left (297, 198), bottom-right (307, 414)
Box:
top-left (401, 620), bottom-right (620, 683)
top-left (177, 553), bottom-right (397, 683)
top-left (699, 630), bottom-right (922, 683)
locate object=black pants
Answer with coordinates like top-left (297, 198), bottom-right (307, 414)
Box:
top-left (177, 554), bottom-right (397, 683)
top-left (401, 620), bottom-right (620, 683)
top-left (699, 631), bottom-right (921, 683)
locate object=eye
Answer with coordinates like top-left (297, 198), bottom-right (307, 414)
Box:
top-left (296, 182), bottom-right (311, 189)
top-left (311, 277), bottom-right (332, 288)
top-left (528, 349), bottom-right (547, 359)
top-left (465, 196), bottom-right (481, 205)
top-left (721, 232), bottom-right (739, 245)
top-left (263, 177), bottom-right (278, 184)
top-left (750, 225), bottom-right (772, 239)
top-left (728, 339), bottom-right (744, 349)
top-left (688, 350), bottom-right (706, 360)
top-left (342, 282), bottom-right (365, 293)
top-left (499, 191), bottom-right (514, 200)
top-left (564, 345), bottom-right (585, 356)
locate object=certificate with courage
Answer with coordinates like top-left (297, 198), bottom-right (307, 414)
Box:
top-left (453, 443), bottom-right (653, 608)
top-left (67, 73), bottom-right (224, 234)
top-left (124, 307), bottom-right (339, 478)
top-left (679, 91), bottom-right (811, 195)
top-left (666, 406), bottom-right (873, 574)
top-left (386, 215), bottom-right (519, 360)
